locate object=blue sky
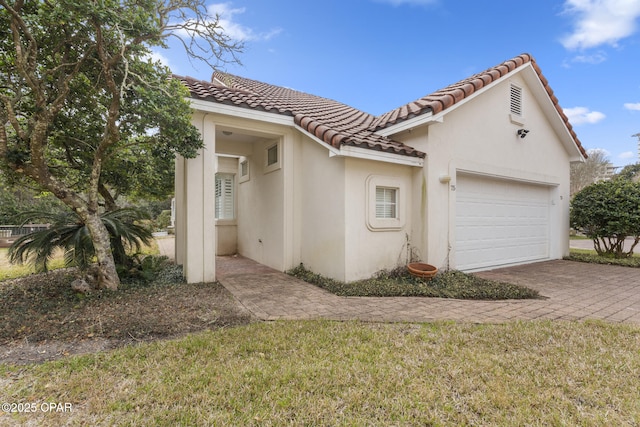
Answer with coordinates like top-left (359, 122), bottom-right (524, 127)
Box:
top-left (156, 0), bottom-right (640, 166)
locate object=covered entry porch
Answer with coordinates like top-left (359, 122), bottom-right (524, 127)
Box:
top-left (173, 110), bottom-right (299, 284)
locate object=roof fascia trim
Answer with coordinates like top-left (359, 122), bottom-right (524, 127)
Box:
top-left (295, 125), bottom-right (423, 167)
top-left (376, 62), bottom-right (532, 138)
top-left (188, 98), bottom-right (294, 126)
top-left (519, 67), bottom-right (587, 161)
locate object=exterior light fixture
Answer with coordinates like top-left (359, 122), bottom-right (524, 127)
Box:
top-left (517, 129), bottom-right (529, 139)
top-left (222, 130), bottom-right (233, 136)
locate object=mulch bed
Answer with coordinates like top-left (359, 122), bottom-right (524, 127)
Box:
top-left (0, 269), bottom-right (254, 364)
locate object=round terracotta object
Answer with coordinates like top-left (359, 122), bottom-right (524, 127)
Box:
top-left (407, 262), bottom-right (438, 279)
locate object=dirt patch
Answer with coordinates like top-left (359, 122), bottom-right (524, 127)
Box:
top-left (0, 268), bottom-right (255, 365)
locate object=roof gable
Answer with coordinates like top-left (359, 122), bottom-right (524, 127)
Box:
top-left (371, 53), bottom-right (587, 159)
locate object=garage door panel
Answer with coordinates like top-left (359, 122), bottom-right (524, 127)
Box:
top-left (455, 174), bottom-right (550, 271)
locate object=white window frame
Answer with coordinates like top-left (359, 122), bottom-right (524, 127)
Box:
top-left (239, 157), bottom-right (250, 183)
top-left (264, 140), bottom-right (282, 174)
top-left (366, 175), bottom-right (405, 231)
top-left (215, 173), bottom-right (235, 221)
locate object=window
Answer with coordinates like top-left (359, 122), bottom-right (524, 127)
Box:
top-left (215, 173), bottom-right (234, 220)
top-left (366, 175), bottom-right (405, 231)
top-left (267, 144), bottom-right (278, 166)
top-left (239, 158), bottom-right (250, 183)
top-left (376, 187), bottom-right (398, 219)
top-left (264, 140), bottom-right (281, 173)
top-left (510, 84), bottom-right (523, 116)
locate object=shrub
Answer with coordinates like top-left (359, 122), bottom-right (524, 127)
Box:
top-left (287, 264), bottom-right (539, 300)
top-left (570, 180), bottom-right (640, 258)
top-left (8, 208), bottom-right (152, 273)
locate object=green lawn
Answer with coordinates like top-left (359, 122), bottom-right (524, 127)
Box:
top-left (0, 248), bottom-right (67, 281)
top-left (2, 320), bottom-right (639, 426)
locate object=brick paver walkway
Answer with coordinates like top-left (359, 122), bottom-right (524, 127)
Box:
top-left (156, 238), bottom-right (640, 324)
top-left (217, 256), bottom-right (640, 325)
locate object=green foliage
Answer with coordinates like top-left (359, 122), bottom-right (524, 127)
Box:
top-left (8, 208), bottom-right (152, 273)
top-left (155, 210), bottom-right (172, 231)
top-left (570, 180), bottom-right (640, 258)
top-left (0, 188), bottom-right (67, 225)
top-left (567, 251), bottom-right (640, 268)
top-left (118, 254), bottom-right (178, 284)
top-left (614, 163), bottom-right (640, 183)
top-left (287, 264), bottom-right (539, 300)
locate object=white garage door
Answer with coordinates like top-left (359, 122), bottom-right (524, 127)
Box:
top-left (455, 174), bottom-right (551, 271)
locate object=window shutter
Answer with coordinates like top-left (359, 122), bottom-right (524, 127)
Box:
top-left (375, 187), bottom-right (397, 219)
top-left (215, 173), bottom-right (235, 219)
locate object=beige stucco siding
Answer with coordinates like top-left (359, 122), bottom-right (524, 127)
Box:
top-left (396, 74), bottom-right (572, 271)
top-left (343, 157), bottom-right (414, 282)
top-left (297, 136), bottom-right (347, 280)
top-left (236, 138), bottom-right (286, 270)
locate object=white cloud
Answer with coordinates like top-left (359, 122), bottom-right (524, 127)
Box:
top-left (571, 52), bottom-right (608, 64)
top-left (563, 106), bottom-right (606, 125)
top-left (561, 0), bottom-right (640, 50)
top-left (588, 147), bottom-right (611, 157)
top-left (561, 51), bottom-right (607, 67)
top-left (173, 3), bottom-right (281, 42)
top-left (147, 50), bottom-right (172, 68)
top-left (208, 3), bottom-right (281, 41)
top-left (624, 102), bottom-right (640, 111)
top-left (619, 151), bottom-right (635, 159)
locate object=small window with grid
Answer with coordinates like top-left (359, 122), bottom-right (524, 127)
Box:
top-left (375, 187), bottom-right (398, 219)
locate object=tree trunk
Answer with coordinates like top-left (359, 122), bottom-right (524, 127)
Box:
top-left (82, 211), bottom-right (120, 290)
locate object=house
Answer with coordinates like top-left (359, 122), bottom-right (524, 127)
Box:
top-left (173, 53), bottom-right (587, 284)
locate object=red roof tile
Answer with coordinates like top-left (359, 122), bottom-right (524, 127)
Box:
top-left (175, 74), bottom-right (425, 158)
top-left (372, 53), bottom-right (587, 158)
top-left (174, 53), bottom-right (586, 160)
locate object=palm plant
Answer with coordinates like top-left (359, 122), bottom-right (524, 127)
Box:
top-left (8, 208), bottom-right (153, 273)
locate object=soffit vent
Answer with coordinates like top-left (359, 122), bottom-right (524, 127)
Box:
top-left (510, 84), bottom-right (523, 116)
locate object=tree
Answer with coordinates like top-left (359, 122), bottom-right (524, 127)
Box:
top-left (614, 163), bottom-right (640, 183)
top-left (570, 148), bottom-right (610, 197)
top-left (570, 180), bottom-right (640, 258)
top-left (1, 1), bottom-right (242, 289)
top-left (0, 170), bottom-right (68, 224)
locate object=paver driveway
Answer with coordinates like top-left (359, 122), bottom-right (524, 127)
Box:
top-left (217, 256), bottom-right (640, 324)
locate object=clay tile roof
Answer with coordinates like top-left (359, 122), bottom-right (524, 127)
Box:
top-left (371, 53), bottom-right (587, 158)
top-left (174, 73), bottom-right (425, 159)
top-left (174, 53), bottom-right (586, 160)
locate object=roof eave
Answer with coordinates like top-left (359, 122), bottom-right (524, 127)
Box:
top-left (375, 63), bottom-right (521, 137)
top-left (519, 64), bottom-right (588, 162)
top-left (188, 97), bottom-right (294, 126)
top-left (296, 125), bottom-right (424, 167)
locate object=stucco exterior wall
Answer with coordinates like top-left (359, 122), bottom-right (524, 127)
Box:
top-left (175, 111), bottom-right (216, 283)
top-left (397, 72), bottom-right (572, 271)
top-left (343, 157), bottom-right (414, 282)
top-left (297, 137), bottom-right (347, 280)
top-left (237, 138), bottom-right (285, 270)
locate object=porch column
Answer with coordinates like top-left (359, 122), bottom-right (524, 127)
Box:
top-left (175, 112), bottom-right (216, 283)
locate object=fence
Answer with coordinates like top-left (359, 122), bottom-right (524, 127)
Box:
top-left (0, 224), bottom-right (50, 239)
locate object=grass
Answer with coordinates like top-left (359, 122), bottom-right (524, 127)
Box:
top-left (0, 248), bottom-right (67, 282)
top-left (0, 240), bottom-right (160, 282)
top-left (288, 264), bottom-right (540, 299)
top-left (568, 248), bottom-right (640, 268)
top-left (1, 320), bottom-right (639, 426)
